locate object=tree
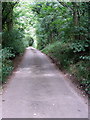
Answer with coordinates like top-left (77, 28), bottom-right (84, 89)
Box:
top-left (2, 2), bottom-right (17, 31)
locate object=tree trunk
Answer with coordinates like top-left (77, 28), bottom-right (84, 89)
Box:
top-left (72, 3), bottom-right (80, 40)
top-left (0, 2), bottom-right (2, 33)
top-left (72, 3), bottom-right (79, 26)
top-left (6, 7), bottom-right (13, 31)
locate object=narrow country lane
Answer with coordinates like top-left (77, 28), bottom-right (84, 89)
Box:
top-left (2, 47), bottom-right (88, 118)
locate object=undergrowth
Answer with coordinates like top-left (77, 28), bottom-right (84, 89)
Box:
top-left (42, 41), bottom-right (90, 95)
top-left (1, 29), bottom-right (28, 83)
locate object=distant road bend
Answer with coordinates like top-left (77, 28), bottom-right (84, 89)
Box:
top-left (2, 47), bottom-right (88, 118)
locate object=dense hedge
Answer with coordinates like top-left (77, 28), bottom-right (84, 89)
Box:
top-left (1, 29), bottom-right (27, 83)
top-left (2, 29), bottom-right (26, 55)
top-left (2, 2), bottom-right (33, 83)
top-left (1, 47), bottom-right (15, 83)
top-left (31, 2), bottom-right (90, 95)
top-left (42, 41), bottom-right (90, 95)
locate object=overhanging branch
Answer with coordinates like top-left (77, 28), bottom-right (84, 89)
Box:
top-left (56, 0), bottom-right (74, 11)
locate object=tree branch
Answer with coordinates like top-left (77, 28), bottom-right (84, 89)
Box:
top-left (56, 0), bottom-right (74, 11)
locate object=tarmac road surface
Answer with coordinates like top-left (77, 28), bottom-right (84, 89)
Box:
top-left (2, 47), bottom-right (88, 118)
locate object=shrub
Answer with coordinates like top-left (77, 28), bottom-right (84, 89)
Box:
top-left (42, 41), bottom-right (90, 94)
top-left (2, 29), bottom-right (26, 55)
top-left (1, 29), bottom-right (29, 83)
top-left (69, 61), bottom-right (90, 94)
top-left (42, 41), bottom-right (74, 68)
top-left (0, 47), bottom-right (15, 83)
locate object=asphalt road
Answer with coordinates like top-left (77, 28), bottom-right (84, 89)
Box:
top-left (2, 47), bottom-right (88, 118)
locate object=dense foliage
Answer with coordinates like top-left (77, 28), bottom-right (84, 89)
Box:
top-left (2, 29), bottom-right (26, 54)
top-left (1, 1), bottom-right (90, 94)
top-left (42, 41), bottom-right (90, 94)
top-left (31, 2), bottom-right (90, 94)
top-left (2, 47), bottom-right (15, 82)
top-left (1, 2), bottom-right (31, 82)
